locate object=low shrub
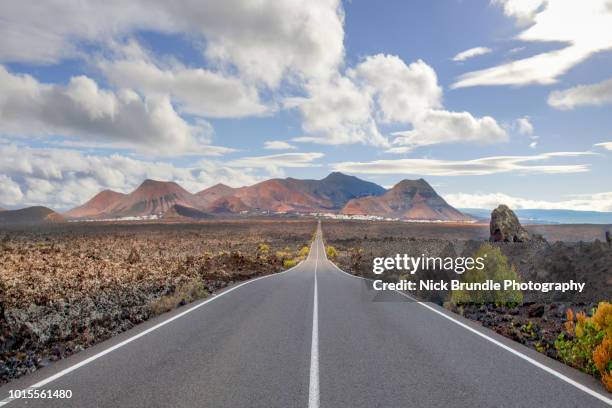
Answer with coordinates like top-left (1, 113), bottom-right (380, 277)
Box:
top-left (326, 246), bottom-right (338, 258)
top-left (555, 302), bottom-right (612, 391)
top-left (283, 258), bottom-right (299, 268)
top-left (149, 279), bottom-right (208, 315)
top-left (298, 246), bottom-right (310, 257)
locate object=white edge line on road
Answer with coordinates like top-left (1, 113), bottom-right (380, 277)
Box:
top-left (327, 261), bottom-right (612, 406)
top-left (308, 231), bottom-right (320, 408)
top-left (0, 260), bottom-right (307, 407)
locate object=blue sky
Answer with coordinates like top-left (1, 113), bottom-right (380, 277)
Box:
top-left (0, 0), bottom-right (611, 211)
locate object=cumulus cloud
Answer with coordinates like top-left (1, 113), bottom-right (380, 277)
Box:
top-left (444, 191), bottom-right (612, 212)
top-left (548, 78), bottom-right (612, 110)
top-left (263, 141), bottom-right (296, 150)
top-left (100, 44), bottom-right (270, 118)
top-left (349, 55), bottom-right (442, 124)
top-left (452, 47), bottom-right (493, 62)
top-left (289, 54), bottom-right (504, 148)
top-left (515, 117), bottom-right (534, 135)
top-left (491, 0), bottom-right (545, 26)
top-left (334, 151), bottom-right (595, 176)
top-left (0, 175), bottom-right (24, 206)
top-left (0, 0), bottom-right (345, 88)
top-left (392, 110), bottom-right (508, 149)
top-left (0, 66), bottom-right (218, 155)
top-left (286, 75), bottom-right (387, 146)
top-left (0, 144), bottom-right (263, 209)
top-left (454, 1), bottom-right (612, 88)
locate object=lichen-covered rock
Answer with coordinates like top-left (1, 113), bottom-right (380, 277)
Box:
top-left (489, 204), bottom-right (530, 242)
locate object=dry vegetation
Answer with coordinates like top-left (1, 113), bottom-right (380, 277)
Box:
top-left (0, 219), bottom-right (315, 382)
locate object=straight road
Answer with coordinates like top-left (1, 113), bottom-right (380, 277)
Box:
top-left (0, 222), bottom-right (610, 407)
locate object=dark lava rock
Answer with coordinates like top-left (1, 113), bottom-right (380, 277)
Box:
top-left (489, 204), bottom-right (530, 242)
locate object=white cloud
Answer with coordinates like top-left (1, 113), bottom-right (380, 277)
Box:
top-left (228, 152), bottom-right (324, 168)
top-left (515, 116), bottom-right (534, 135)
top-left (454, 1), bottom-right (612, 88)
top-left (264, 141), bottom-right (296, 150)
top-left (0, 174), bottom-right (24, 206)
top-left (0, 1), bottom-right (345, 89)
top-left (452, 47), bottom-right (493, 62)
top-left (0, 66), bottom-right (220, 155)
top-left (100, 44), bottom-right (270, 118)
top-left (349, 55), bottom-right (442, 124)
top-left (0, 144), bottom-right (262, 209)
top-left (289, 54), bottom-right (505, 148)
top-left (529, 141), bottom-right (538, 148)
top-left (595, 142), bottom-right (612, 151)
top-left (227, 152), bottom-right (324, 177)
top-left (334, 151), bottom-right (595, 176)
top-left (444, 191), bottom-right (612, 212)
top-left (392, 110), bottom-right (508, 148)
top-left (491, 0), bottom-right (545, 26)
top-left (548, 78), bottom-right (612, 110)
top-left (286, 75), bottom-right (387, 146)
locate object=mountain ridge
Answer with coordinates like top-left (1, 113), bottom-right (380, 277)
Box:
top-left (61, 173), bottom-right (469, 221)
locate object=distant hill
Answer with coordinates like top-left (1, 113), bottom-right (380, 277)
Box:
top-left (195, 183), bottom-right (237, 207)
top-left (65, 190), bottom-right (127, 219)
top-left (0, 206), bottom-right (65, 225)
top-left (342, 179), bottom-right (472, 221)
top-left (461, 208), bottom-right (612, 224)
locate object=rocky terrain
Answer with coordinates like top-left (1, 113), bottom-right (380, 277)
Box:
top-left (0, 219), bottom-right (315, 383)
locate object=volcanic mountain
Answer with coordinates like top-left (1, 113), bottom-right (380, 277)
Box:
top-left (195, 172), bottom-right (387, 213)
top-left (0, 206), bottom-right (65, 225)
top-left (341, 179), bottom-right (472, 221)
top-left (65, 190), bottom-right (127, 219)
top-left (195, 183), bottom-right (237, 207)
top-left (66, 180), bottom-right (204, 219)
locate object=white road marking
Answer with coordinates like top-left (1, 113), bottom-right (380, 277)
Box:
top-left (308, 230), bottom-right (321, 408)
top-left (326, 259), bottom-right (612, 406)
top-left (0, 260), bottom-right (306, 407)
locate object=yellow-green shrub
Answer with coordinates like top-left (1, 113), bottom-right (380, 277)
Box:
top-left (450, 243), bottom-right (523, 306)
top-left (326, 246), bottom-right (338, 258)
top-left (257, 243), bottom-right (270, 254)
top-left (283, 258), bottom-right (299, 268)
top-left (298, 246), bottom-right (310, 257)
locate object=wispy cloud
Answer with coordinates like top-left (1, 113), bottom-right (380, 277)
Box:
top-left (453, 1), bottom-right (612, 88)
top-left (263, 140), bottom-right (297, 150)
top-left (548, 78), bottom-right (612, 110)
top-left (333, 151), bottom-right (596, 176)
top-left (452, 46), bottom-right (492, 62)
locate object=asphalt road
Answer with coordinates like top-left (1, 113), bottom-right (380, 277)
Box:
top-left (0, 222), bottom-right (610, 407)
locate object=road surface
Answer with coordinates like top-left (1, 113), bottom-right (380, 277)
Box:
top-left (0, 222), bottom-right (610, 407)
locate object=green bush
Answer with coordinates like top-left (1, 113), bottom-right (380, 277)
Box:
top-left (298, 246), bottom-right (310, 257)
top-left (450, 243), bottom-right (523, 306)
